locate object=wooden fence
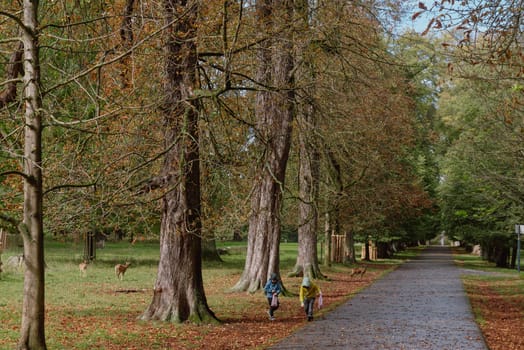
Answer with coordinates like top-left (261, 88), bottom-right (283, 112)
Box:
top-left (361, 242), bottom-right (377, 260)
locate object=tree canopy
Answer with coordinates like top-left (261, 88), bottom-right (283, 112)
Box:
top-left (2, 1), bottom-right (523, 347)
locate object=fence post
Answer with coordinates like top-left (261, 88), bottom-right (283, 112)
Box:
top-left (84, 231), bottom-right (96, 261)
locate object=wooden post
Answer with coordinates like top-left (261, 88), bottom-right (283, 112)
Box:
top-left (84, 231), bottom-right (96, 261)
top-left (0, 228), bottom-right (7, 253)
top-left (324, 212), bottom-right (332, 266)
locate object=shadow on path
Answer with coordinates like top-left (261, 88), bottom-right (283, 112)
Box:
top-left (269, 246), bottom-right (488, 350)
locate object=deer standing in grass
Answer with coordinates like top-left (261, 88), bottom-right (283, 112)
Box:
top-left (350, 265), bottom-right (367, 280)
top-left (79, 260), bottom-right (88, 277)
top-left (115, 262), bottom-right (131, 280)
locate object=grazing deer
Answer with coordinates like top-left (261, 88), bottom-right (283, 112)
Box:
top-left (79, 260), bottom-right (88, 277)
top-left (115, 262), bottom-right (131, 280)
top-left (350, 266), bottom-right (367, 279)
top-left (130, 236), bottom-right (144, 246)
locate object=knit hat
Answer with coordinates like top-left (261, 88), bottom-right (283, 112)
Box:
top-left (302, 277), bottom-right (311, 287)
top-left (270, 273), bottom-right (278, 281)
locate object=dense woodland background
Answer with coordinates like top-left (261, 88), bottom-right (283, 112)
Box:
top-left (2, 1), bottom-right (524, 349)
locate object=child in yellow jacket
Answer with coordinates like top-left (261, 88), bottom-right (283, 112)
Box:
top-left (299, 277), bottom-right (322, 321)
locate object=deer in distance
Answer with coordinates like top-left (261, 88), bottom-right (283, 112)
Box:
top-left (79, 260), bottom-right (88, 277)
top-left (115, 262), bottom-right (131, 280)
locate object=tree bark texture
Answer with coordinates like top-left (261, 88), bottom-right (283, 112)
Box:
top-left (326, 151), bottom-right (343, 236)
top-left (0, 41), bottom-right (23, 108)
top-left (18, 1), bottom-right (47, 349)
top-left (323, 152), bottom-right (344, 266)
top-left (363, 238), bottom-right (371, 261)
top-left (289, 0), bottom-right (323, 279)
top-left (201, 237), bottom-right (222, 262)
top-left (140, 0), bottom-right (216, 323)
top-left (291, 110), bottom-right (322, 277)
top-left (323, 212), bottom-right (332, 267)
top-left (119, 0), bottom-right (135, 88)
top-left (344, 230), bottom-right (356, 264)
top-left (510, 239), bottom-right (517, 269)
top-left (232, 0), bottom-right (294, 293)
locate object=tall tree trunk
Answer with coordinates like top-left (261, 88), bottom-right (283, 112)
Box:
top-left (291, 120), bottom-right (322, 277)
top-left (344, 230), bottom-right (356, 264)
top-left (510, 239), bottom-right (517, 269)
top-left (323, 212), bottom-right (332, 267)
top-left (326, 151), bottom-right (343, 236)
top-left (493, 239), bottom-right (509, 268)
top-left (140, 0), bottom-right (217, 324)
top-left (289, 0), bottom-right (323, 279)
top-left (232, 0), bottom-right (294, 293)
top-left (363, 237), bottom-right (371, 261)
top-left (201, 237), bottom-right (222, 262)
top-left (200, 128), bottom-right (222, 263)
top-left (18, 1), bottom-right (47, 349)
top-left (119, 0), bottom-right (135, 89)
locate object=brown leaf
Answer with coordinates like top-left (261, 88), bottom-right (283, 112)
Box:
top-left (412, 11), bottom-right (423, 20)
top-left (421, 18), bottom-right (435, 36)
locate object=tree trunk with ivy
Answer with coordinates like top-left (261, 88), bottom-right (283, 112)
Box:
top-left (140, 0), bottom-right (217, 324)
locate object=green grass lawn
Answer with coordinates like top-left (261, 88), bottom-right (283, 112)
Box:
top-left (0, 239), bottom-right (331, 348)
top-left (1, 240), bottom-right (158, 348)
top-left (0, 238), bottom-right (401, 349)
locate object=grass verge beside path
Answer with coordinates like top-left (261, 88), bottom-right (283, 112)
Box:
top-left (0, 240), bottom-right (412, 350)
top-left (453, 248), bottom-right (524, 350)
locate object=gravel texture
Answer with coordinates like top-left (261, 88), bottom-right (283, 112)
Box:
top-left (270, 246), bottom-right (488, 350)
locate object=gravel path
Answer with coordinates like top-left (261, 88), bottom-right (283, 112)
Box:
top-left (269, 246), bottom-right (488, 350)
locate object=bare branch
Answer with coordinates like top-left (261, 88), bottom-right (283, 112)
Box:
top-left (43, 181), bottom-right (98, 196)
top-left (43, 7), bottom-right (193, 95)
top-left (0, 169), bottom-right (31, 181)
top-left (0, 10), bottom-right (33, 36)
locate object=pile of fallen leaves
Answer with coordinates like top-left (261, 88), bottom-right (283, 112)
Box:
top-left (463, 277), bottom-right (524, 350)
top-left (176, 265), bottom-right (394, 350)
top-left (49, 264), bottom-right (392, 350)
